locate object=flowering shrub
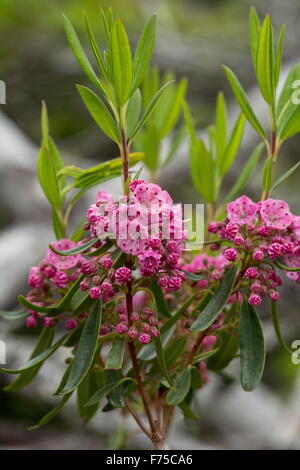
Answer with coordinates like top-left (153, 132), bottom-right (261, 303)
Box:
top-left (1, 7), bottom-right (300, 450)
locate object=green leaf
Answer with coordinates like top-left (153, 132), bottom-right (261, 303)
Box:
top-left (161, 293), bottom-right (198, 335)
top-left (158, 78), bottom-right (188, 138)
top-left (240, 299), bottom-right (266, 391)
top-left (215, 91), bottom-right (227, 165)
top-left (63, 14), bottom-right (106, 96)
top-left (129, 81), bottom-right (174, 142)
top-left (4, 328), bottom-right (55, 392)
top-left (183, 271), bottom-right (205, 282)
top-left (60, 301), bottom-right (102, 394)
top-left (162, 125), bottom-right (185, 168)
top-left (223, 66), bottom-right (266, 138)
top-left (207, 331), bottom-right (240, 371)
top-left (220, 114), bottom-right (245, 176)
top-left (105, 337), bottom-right (125, 370)
top-left (150, 279), bottom-right (170, 317)
top-left (1, 334), bottom-right (68, 374)
top-left (256, 15), bottom-right (274, 104)
top-left (262, 156), bottom-right (273, 192)
top-left (274, 260), bottom-right (300, 272)
top-left (83, 12), bottom-right (108, 80)
top-left (37, 147), bottom-right (63, 209)
top-left (105, 370), bottom-right (126, 408)
top-left (77, 367), bottom-right (103, 422)
top-left (41, 101), bottom-right (49, 148)
top-left (48, 137), bottom-right (66, 190)
top-left (0, 309), bottom-right (28, 320)
top-left (224, 143), bottom-right (264, 204)
top-left (278, 98), bottom-right (300, 141)
top-left (179, 401), bottom-right (198, 420)
top-left (49, 238), bottom-right (98, 256)
top-left (29, 393), bottom-right (72, 430)
top-left (249, 6), bottom-right (261, 72)
top-left (270, 300), bottom-right (292, 354)
top-left (277, 63), bottom-right (300, 120)
top-left (132, 15), bottom-right (156, 92)
top-left (274, 25), bottom-right (285, 88)
top-left (189, 139), bottom-right (215, 203)
top-left (51, 209), bottom-right (65, 240)
top-left (111, 19), bottom-right (133, 105)
top-left (85, 377), bottom-right (134, 407)
top-left (77, 85), bottom-right (120, 143)
top-left (166, 367), bottom-right (192, 405)
top-left (191, 265), bottom-right (238, 332)
top-left (192, 348), bottom-right (219, 365)
top-left (126, 88), bottom-right (142, 138)
top-left (165, 337), bottom-right (187, 368)
top-left (271, 160), bottom-right (300, 191)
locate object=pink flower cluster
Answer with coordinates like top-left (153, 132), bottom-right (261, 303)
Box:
top-left (25, 239), bottom-right (83, 328)
top-left (85, 182), bottom-right (187, 291)
top-left (208, 195), bottom-right (300, 304)
top-left (100, 306), bottom-right (159, 344)
top-left (184, 253), bottom-right (228, 288)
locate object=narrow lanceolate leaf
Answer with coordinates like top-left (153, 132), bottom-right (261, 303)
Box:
top-left (271, 161), bottom-right (300, 191)
top-left (4, 328), bottom-right (55, 392)
top-left (277, 63), bottom-right (300, 120)
top-left (224, 143), bottom-right (264, 204)
top-left (126, 88), bottom-right (142, 138)
top-left (271, 301), bottom-right (291, 354)
top-left (105, 337), bottom-right (125, 370)
top-left (51, 208), bottom-right (65, 240)
top-left (132, 15), bottom-right (156, 92)
top-left (29, 393), bottom-right (72, 430)
top-left (223, 66), bottom-right (266, 138)
top-left (207, 331), bottom-right (240, 371)
top-left (166, 367), bottom-right (192, 405)
top-left (277, 100), bottom-right (300, 141)
top-left (256, 15), bottom-right (274, 104)
top-left (111, 19), bottom-right (133, 105)
top-left (37, 147), bottom-right (63, 209)
top-left (77, 85), bottom-right (120, 143)
top-left (60, 301), bottom-right (102, 394)
top-left (189, 139), bottom-right (215, 203)
top-left (77, 367), bottom-right (103, 422)
top-left (249, 6), bottom-right (261, 72)
top-left (183, 271), bottom-right (205, 282)
top-left (215, 91), bottom-right (227, 165)
top-left (41, 101), bottom-right (49, 148)
top-left (220, 113), bottom-right (245, 176)
top-left (0, 309), bottom-right (28, 320)
top-left (0, 334), bottom-right (68, 374)
top-left (49, 238), bottom-right (98, 256)
top-left (85, 377), bottom-right (134, 407)
top-left (191, 265), bottom-right (238, 332)
top-left (274, 25), bottom-right (285, 88)
top-left (137, 325), bottom-right (176, 361)
top-left (262, 156), bottom-right (273, 193)
top-left (161, 293), bottom-right (198, 334)
top-left (129, 81), bottom-right (174, 142)
top-left (274, 260), bottom-right (300, 272)
top-left (157, 78), bottom-right (188, 138)
top-left (240, 299), bottom-right (266, 391)
top-left (83, 12), bottom-right (108, 79)
top-left (150, 279), bottom-right (170, 317)
top-left (63, 15), bottom-right (106, 96)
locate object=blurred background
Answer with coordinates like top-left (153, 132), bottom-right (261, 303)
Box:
top-left (0, 0), bottom-right (300, 450)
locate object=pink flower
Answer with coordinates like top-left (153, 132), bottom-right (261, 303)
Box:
top-left (115, 267), bottom-right (132, 284)
top-left (248, 294), bottom-right (262, 306)
top-left (96, 191), bottom-right (113, 204)
top-left (150, 326), bottom-right (158, 338)
top-left (202, 335), bottom-right (217, 352)
top-left (260, 199), bottom-right (294, 230)
top-left (66, 318), bottom-right (78, 330)
top-left (54, 270), bottom-right (69, 288)
top-left (43, 317), bottom-right (55, 328)
top-left (46, 239), bottom-right (81, 270)
top-left (128, 326), bottom-right (138, 339)
top-left (138, 333), bottom-right (151, 344)
top-left (26, 316), bottom-right (37, 327)
top-left (138, 249), bottom-right (162, 276)
top-left (227, 196), bottom-right (258, 225)
top-left (269, 290), bottom-right (280, 301)
top-left (244, 267), bottom-right (259, 279)
top-left (167, 277), bottom-right (182, 291)
top-left (253, 248), bottom-right (264, 261)
top-left (116, 323), bottom-right (128, 334)
top-left (223, 248), bottom-right (238, 261)
top-left (28, 267), bottom-right (43, 288)
top-left (267, 242), bottom-right (283, 260)
top-left (89, 287), bottom-right (102, 299)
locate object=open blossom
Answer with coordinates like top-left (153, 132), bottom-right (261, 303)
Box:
top-left (46, 239), bottom-right (82, 270)
top-left (227, 195), bottom-right (258, 225)
top-left (260, 199), bottom-right (294, 230)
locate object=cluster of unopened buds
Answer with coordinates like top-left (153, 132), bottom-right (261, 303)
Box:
top-left (85, 181), bottom-right (187, 291)
top-left (206, 195), bottom-right (300, 305)
top-left (101, 305), bottom-right (158, 344)
top-left (25, 239), bottom-right (83, 329)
